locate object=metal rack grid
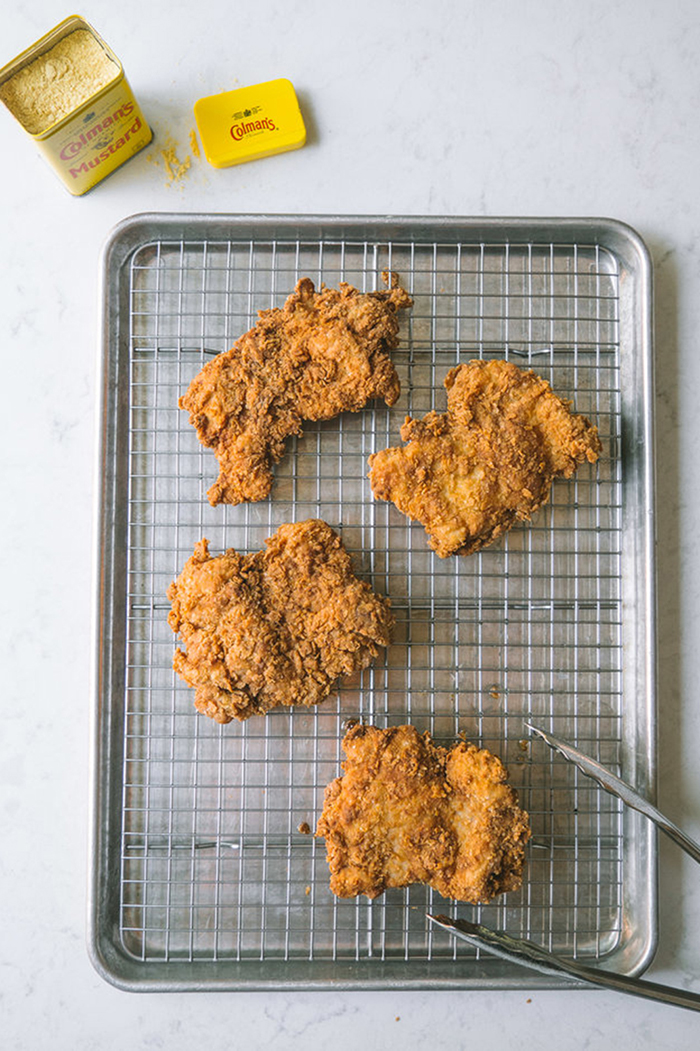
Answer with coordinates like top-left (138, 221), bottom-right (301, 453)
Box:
top-left (117, 229), bottom-right (627, 972)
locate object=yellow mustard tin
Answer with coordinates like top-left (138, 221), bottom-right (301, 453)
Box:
top-left (0, 15), bottom-right (152, 196)
top-left (193, 78), bottom-right (306, 169)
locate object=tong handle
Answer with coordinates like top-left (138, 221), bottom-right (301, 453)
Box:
top-left (428, 915), bottom-right (700, 1013)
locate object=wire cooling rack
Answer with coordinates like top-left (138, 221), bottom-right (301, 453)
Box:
top-left (91, 215), bottom-right (655, 990)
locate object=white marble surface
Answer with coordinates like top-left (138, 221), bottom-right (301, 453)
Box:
top-left (2, 1), bottom-right (700, 1046)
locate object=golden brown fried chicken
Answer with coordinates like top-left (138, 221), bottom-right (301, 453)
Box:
top-left (180, 273), bottom-right (413, 506)
top-left (368, 358), bottom-right (602, 557)
top-left (167, 520), bottom-right (394, 722)
top-left (316, 723), bottom-right (530, 902)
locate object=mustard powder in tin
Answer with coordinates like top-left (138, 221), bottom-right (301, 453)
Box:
top-left (0, 30), bottom-right (118, 134)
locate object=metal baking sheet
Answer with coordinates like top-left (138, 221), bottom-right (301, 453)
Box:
top-left (89, 214), bottom-right (655, 991)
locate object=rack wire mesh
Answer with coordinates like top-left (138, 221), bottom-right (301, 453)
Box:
top-left (115, 227), bottom-right (628, 973)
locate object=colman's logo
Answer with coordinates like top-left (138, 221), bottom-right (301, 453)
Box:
top-left (68, 117), bottom-right (143, 178)
top-left (60, 101), bottom-right (135, 159)
top-left (230, 116), bottom-right (276, 140)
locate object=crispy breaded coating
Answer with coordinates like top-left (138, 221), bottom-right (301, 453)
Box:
top-left (167, 520), bottom-right (394, 722)
top-left (368, 358), bottom-right (602, 557)
top-left (316, 724), bottom-right (530, 902)
top-left (180, 273), bottom-right (413, 506)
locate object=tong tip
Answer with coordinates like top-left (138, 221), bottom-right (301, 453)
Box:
top-left (426, 913), bottom-right (480, 937)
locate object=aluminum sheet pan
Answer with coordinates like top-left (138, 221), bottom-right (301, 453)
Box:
top-left (89, 214), bottom-right (655, 991)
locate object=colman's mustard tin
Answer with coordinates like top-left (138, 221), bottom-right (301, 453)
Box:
top-left (0, 15), bottom-right (152, 195)
top-left (194, 78), bottom-right (306, 168)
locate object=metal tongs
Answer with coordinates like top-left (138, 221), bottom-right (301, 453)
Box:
top-left (427, 723), bottom-right (700, 1012)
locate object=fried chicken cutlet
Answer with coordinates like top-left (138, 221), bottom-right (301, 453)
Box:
top-left (316, 723), bottom-right (530, 902)
top-left (180, 272), bottom-right (413, 506)
top-left (368, 358), bottom-right (602, 557)
top-left (167, 520), bottom-right (394, 722)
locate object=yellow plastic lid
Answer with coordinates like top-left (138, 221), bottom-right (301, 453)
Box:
top-left (193, 77), bottom-right (306, 168)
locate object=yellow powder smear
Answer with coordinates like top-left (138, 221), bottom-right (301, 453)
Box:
top-left (0, 30), bottom-right (118, 134)
top-left (148, 131), bottom-right (204, 187)
top-left (160, 143), bottom-right (191, 185)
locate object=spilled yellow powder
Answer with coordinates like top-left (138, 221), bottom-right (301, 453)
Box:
top-left (160, 142), bottom-right (190, 184)
top-left (147, 136), bottom-right (190, 186)
top-left (148, 129), bottom-right (203, 186)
